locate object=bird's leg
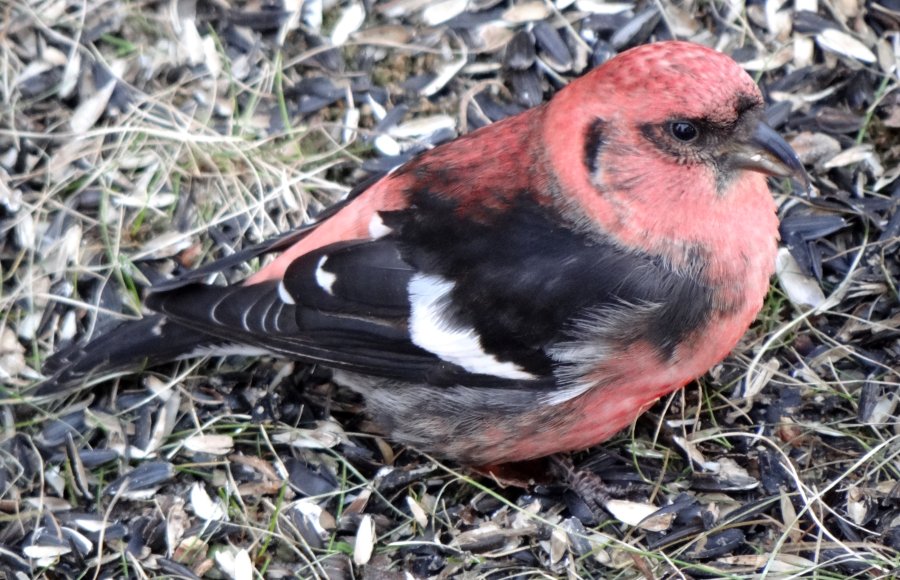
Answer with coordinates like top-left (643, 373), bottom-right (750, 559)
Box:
top-left (473, 454), bottom-right (635, 517)
top-left (550, 455), bottom-right (631, 515)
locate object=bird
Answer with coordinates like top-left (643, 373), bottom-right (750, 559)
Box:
top-left (38, 41), bottom-right (808, 467)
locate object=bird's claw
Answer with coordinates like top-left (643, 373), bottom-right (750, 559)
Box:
top-left (551, 455), bottom-right (633, 516)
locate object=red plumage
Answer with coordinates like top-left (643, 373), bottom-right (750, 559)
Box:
top-left (39, 41), bottom-right (807, 465)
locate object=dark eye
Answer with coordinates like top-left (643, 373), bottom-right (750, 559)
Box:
top-left (670, 121), bottom-right (698, 142)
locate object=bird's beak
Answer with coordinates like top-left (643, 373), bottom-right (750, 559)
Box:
top-left (731, 121), bottom-right (810, 192)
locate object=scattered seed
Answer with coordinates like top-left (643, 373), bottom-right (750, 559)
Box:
top-left (353, 514), bottom-right (375, 565)
top-left (105, 461), bottom-right (175, 496)
top-left (184, 434), bottom-right (235, 456)
top-left (604, 499), bottom-right (673, 531)
top-left (816, 28), bottom-right (877, 63)
top-left (776, 247), bottom-right (826, 309)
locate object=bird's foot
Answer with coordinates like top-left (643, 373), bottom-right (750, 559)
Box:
top-left (472, 455), bottom-right (639, 522)
top-left (550, 455), bottom-right (631, 516)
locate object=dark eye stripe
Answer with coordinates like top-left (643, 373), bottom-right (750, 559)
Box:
top-left (583, 118), bottom-right (607, 175)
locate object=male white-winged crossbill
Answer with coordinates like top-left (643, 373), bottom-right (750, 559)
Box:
top-left (39, 41), bottom-right (807, 466)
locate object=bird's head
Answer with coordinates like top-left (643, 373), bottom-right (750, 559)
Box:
top-left (547, 41), bottom-right (808, 206)
top-left (544, 41), bottom-right (807, 259)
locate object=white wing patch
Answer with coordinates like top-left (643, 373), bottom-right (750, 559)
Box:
top-left (277, 281), bottom-right (296, 304)
top-left (315, 256), bottom-right (337, 295)
top-left (408, 274), bottom-right (536, 380)
top-left (368, 213), bottom-right (393, 239)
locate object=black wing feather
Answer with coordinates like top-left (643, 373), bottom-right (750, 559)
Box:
top-left (146, 238), bottom-right (533, 384)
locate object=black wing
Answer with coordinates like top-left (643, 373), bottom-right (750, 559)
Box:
top-left (146, 238), bottom-right (554, 388)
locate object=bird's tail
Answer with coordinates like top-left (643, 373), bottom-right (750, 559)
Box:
top-left (34, 315), bottom-right (219, 396)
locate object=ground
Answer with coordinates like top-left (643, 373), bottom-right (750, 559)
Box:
top-left (1, 0), bottom-right (899, 578)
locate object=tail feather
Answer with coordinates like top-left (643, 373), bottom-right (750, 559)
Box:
top-left (35, 315), bottom-right (222, 396)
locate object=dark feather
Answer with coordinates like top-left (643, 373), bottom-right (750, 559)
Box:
top-left (36, 315), bottom-right (222, 395)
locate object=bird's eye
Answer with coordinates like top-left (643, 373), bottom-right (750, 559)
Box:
top-left (669, 121), bottom-right (698, 142)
